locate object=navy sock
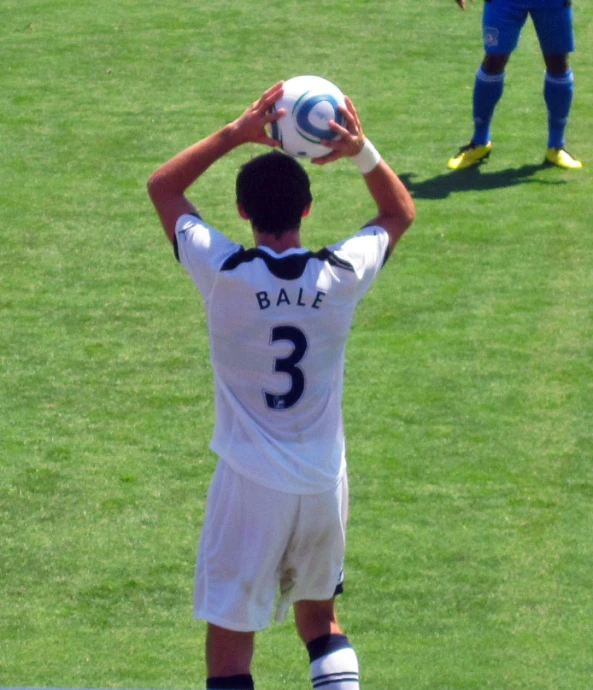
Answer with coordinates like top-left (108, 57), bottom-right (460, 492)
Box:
top-left (544, 69), bottom-right (574, 149)
top-left (472, 67), bottom-right (504, 146)
top-left (206, 674), bottom-right (254, 690)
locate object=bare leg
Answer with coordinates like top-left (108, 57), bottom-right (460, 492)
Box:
top-left (294, 599), bottom-right (342, 645)
top-left (295, 599), bottom-right (360, 690)
top-left (205, 623), bottom-right (255, 678)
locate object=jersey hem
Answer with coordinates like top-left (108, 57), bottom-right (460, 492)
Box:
top-left (214, 454), bottom-right (347, 496)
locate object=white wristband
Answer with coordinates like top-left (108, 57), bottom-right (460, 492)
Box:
top-left (351, 139), bottom-right (382, 174)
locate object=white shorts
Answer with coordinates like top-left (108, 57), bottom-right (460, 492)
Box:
top-left (194, 459), bottom-right (348, 632)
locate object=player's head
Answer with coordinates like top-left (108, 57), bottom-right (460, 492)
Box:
top-left (236, 151), bottom-right (313, 237)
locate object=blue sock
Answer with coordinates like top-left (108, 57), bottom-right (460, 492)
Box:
top-left (472, 67), bottom-right (504, 146)
top-left (544, 69), bottom-right (574, 149)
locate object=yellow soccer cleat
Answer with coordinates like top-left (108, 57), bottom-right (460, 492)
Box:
top-left (544, 147), bottom-right (583, 169)
top-left (447, 141), bottom-right (492, 170)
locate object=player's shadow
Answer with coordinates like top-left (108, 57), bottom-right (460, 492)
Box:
top-left (400, 163), bottom-right (566, 200)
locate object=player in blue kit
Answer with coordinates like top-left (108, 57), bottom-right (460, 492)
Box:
top-left (448, 0), bottom-right (582, 169)
top-left (147, 82), bottom-right (415, 690)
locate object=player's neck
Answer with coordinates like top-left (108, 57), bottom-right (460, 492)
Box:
top-left (254, 229), bottom-right (302, 253)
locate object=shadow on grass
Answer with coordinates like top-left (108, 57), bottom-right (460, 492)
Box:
top-left (400, 162), bottom-right (567, 199)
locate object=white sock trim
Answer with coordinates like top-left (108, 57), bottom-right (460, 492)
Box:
top-left (310, 646), bottom-right (360, 690)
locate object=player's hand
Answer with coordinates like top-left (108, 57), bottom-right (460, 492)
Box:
top-left (311, 96), bottom-right (366, 165)
top-left (456, 0), bottom-right (473, 9)
top-left (231, 82), bottom-right (285, 147)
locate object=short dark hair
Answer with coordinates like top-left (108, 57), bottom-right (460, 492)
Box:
top-left (236, 151), bottom-right (313, 237)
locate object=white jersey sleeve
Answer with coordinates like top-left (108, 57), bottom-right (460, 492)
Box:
top-left (325, 224), bottom-right (390, 301)
top-left (174, 213), bottom-right (242, 301)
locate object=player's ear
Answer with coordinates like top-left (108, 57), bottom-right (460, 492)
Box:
top-left (237, 204), bottom-right (250, 220)
top-left (302, 203), bottom-right (311, 218)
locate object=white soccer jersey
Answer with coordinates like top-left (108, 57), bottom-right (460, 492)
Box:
top-left (175, 213), bottom-right (390, 494)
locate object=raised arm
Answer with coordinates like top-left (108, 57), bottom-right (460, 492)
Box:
top-left (313, 97), bottom-right (415, 255)
top-left (147, 82), bottom-right (285, 243)
top-left (361, 158), bottom-right (416, 255)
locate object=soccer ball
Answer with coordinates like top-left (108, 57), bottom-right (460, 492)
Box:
top-left (269, 75), bottom-right (346, 159)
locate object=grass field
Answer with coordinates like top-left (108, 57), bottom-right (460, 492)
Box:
top-left (1, 1), bottom-right (592, 689)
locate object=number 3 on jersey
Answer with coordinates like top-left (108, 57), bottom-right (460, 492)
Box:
top-left (264, 325), bottom-right (308, 410)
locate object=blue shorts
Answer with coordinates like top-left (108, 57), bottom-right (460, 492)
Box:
top-left (482, 0), bottom-right (575, 55)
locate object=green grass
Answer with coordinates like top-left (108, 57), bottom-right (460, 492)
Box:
top-left (1, 1), bottom-right (592, 689)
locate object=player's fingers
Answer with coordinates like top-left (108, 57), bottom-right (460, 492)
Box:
top-left (338, 102), bottom-right (362, 137)
top-left (258, 82), bottom-right (284, 110)
top-left (327, 120), bottom-right (364, 153)
top-left (264, 80), bottom-right (284, 95)
top-left (311, 151), bottom-right (341, 165)
top-left (337, 103), bottom-right (356, 128)
top-left (327, 119), bottom-right (350, 138)
top-left (320, 136), bottom-right (357, 158)
top-left (344, 95), bottom-right (357, 113)
top-left (256, 135), bottom-right (282, 147)
top-left (265, 107), bottom-right (286, 123)
top-left (343, 96), bottom-right (361, 124)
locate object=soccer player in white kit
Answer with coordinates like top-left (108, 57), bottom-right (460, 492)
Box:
top-left (148, 82), bottom-right (415, 690)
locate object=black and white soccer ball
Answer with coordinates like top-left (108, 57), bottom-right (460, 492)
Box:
top-left (269, 75), bottom-right (346, 159)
